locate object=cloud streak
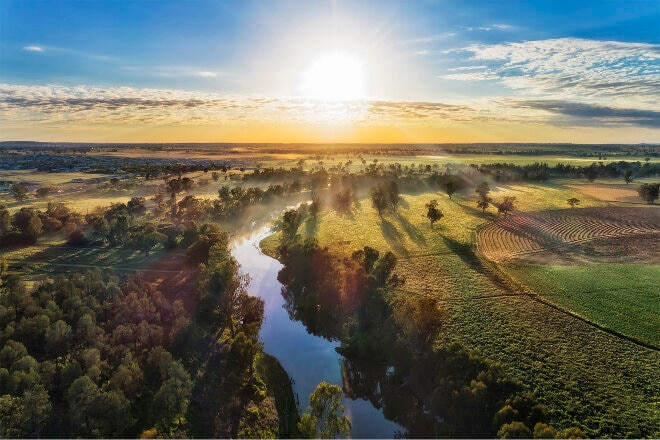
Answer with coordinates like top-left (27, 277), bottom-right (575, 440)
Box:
top-left (442, 38), bottom-right (660, 108)
top-left (0, 83), bottom-right (657, 129)
top-left (23, 46), bottom-right (44, 52)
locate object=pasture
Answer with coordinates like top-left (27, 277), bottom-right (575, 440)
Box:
top-left (263, 177), bottom-right (660, 437)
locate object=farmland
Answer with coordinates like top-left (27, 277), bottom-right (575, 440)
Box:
top-left (1, 142), bottom-right (659, 438)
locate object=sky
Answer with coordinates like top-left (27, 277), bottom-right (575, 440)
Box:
top-left (0, 0), bottom-right (659, 143)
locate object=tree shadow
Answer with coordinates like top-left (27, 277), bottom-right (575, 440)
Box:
top-left (304, 216), bottom-right (319, 237)
top-left (457, 202), bottom-right (498, 220)
top-left (379, 217), bottom-right (408, 256)
top-left (394, 212), bottom-right (426, 246)
top-left (440, 235), bottom-right (512, 292)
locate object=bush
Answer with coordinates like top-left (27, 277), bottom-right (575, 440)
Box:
top-left (67, 229), bottom-right (87, 246)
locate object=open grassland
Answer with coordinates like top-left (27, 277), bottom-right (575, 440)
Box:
top-left (0, 233), bottom-right (169, 280)
top-left (264, 181), bottom-right (660, 437)
top-left (502, 263), bottom-right (660, 347)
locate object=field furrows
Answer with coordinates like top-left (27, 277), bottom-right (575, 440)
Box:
top-left (477, 207), bottom-right (660, 261)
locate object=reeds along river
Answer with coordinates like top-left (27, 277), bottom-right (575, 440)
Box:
top-left (230, 227), bottom-right (401, 438)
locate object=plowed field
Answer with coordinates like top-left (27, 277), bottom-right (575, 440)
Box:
top-left (477, 207), bottom-right (660, 263)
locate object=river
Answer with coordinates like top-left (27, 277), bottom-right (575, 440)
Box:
top-left (231, 227), bottom-right (401, 438)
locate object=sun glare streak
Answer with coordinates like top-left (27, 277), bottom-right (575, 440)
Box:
top-left (301, 52), bottom-right (366, 101)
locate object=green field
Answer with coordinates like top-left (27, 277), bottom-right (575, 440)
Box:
top-left (502, 263), bottom-right (660, 347)
top-left (262, 179), bottom-right (660, 437)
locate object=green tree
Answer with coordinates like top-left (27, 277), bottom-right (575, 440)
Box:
top-left (153, 361), bottom-right (193, 432)
top-left (425, 200), bottom-right (443, 227)
top-left (623, 170), bottom-right (633, 184)
top-left (554, 427), bottom-right (587, 439)
top-left (297, 381), bottom-right (351, 439)
top-left (567, 197), bottom-right (580, 208)
top-left (66, 375), bottom-right (102, 437)
top-left (127, 197), bottom-right (147, 216)
top-left (475, 181), bottom-right (490, 199)
top-left (0, 203), bottom-right (10, 233)
top-left (12, 208), bottom-right (43, 243)
top-left (134, 223), bottom-right (167, 256)
top-left (498, 196), bottom-right (517, 217)
top-left (497, 421), bottom-right (532, 438)
top-left (281, 209), bottom-right (302, 241)
top-left (370, 186), bottom-right (388, 216)
top-left (10, 183), bottom-right (29, 201)
top-left (637, 183), bottom-right (659, 204)
top-left (477, 199), bottom-right (490, 212)
top-left (444, 178), bottom-right (459, 199)
top-left (35, 186), bottom-right (54, 198)
top-left (21, 383), bottom-right (52, 438)
top-left (533, 422), bottom-right (556, 438)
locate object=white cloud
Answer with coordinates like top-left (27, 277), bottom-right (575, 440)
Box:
top-left (195, 71), bottom-right (218, 78)
top-left (446, 38), bottom-right (660, 108)
top-left (1, 82), bottom-right (657, 129)
top-left (23, 46), bottom-right (44, 52)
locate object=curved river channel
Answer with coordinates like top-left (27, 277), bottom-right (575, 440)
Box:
top-left (231, 227), bottom-right (401, 438)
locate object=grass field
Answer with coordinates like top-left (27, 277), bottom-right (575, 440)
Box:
top-left (262, 179), bottom-right (660, 437)
top-left (502, 263), bottom-right (660, 346)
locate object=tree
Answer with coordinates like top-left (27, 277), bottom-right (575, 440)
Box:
top-left (498, 196), bottom-right (517, 217)
top-left (637, 183), bottom-right (659, 204)
top-left (567, 197), bottom-right (580, 208)
top-left (297, 381), bottom-right (351, 439)
top-left (281, 209), bottom-right (302, 241)
top-left (496, 421), bottom-right (532, 438)
top-left (623, 170), bottom-right (633, 184)
top-left (152, 361), bottom-right (193, 431)
top-left (134, 223), bottom-right (167, 256)
top-left (370, 186), bottom-right (388, 216)
top-left (333, 188), bottom-right (353, 214)
top-left (387, 180), bottom-right (400, 210)
top-left (444, 178), bottom-right (458, 199)
top-left (127, 197), bottom-right (147, 216)
top-left (10, 183), bottom-right (29, 201)
top-left (12, 208), bottom-right (43, 243)
top-left (554, 427), bottom-right (587, 439)
top-left (0, 203), bottom-right (10, 234)
top-left (67, 228), bottom-right (88, 246)
top-left (35, 186), bottom-right (54, 198)
top-left (475, 181), bottom-right (490, 200)
top-left (475, 200), bottom-right (488, 213)
top-left (425, 200), bottom-right (443, 227)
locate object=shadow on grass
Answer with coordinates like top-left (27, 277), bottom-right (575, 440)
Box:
top-left (395, 212), bottom-right (426, 246)
top-left (379, 217), bottom-right (408, 256)
top-left (304, 216), bottom-right (319, 236)
top-left (441, 235), bottom-right (512, 292)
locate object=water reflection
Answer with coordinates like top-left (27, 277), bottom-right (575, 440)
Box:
top-left (230, 228), bottom-right (401, 438)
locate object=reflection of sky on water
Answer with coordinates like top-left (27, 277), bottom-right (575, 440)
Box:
top-left (231, 228), bottom-right (400, 438)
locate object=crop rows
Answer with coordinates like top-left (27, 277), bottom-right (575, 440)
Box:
top-left (477, 207), bottom-right (660, 261)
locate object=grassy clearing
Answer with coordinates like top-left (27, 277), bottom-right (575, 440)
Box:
top-left (1, 234), bottom-right (168, 280)
top-left (268, 181), bottom-right (659, 437)
top-left (502, 263), bottom-right (660, 346)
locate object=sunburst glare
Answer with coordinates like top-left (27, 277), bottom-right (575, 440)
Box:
top-left (301, 52), bottom-right (366, 101)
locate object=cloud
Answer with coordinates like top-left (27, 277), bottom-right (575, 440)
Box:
top-left (403, 33), bottom-right (456, 44)
top-left (445, 38), bottom-right (660, 107)
top-left (1, 83), bottom-right (657, 129)
top-left (195, 71), bottom-right (218, 78)
top-left (505, 99), bottom-right (660, 128)
top-left (23, 46), bottom-right (44, 52)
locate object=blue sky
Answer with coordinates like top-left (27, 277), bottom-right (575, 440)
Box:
top-left (1, 0), bottom-right (659, 142)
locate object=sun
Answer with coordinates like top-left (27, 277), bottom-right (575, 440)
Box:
top-left (301, 52), bottom-right (366, 101)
